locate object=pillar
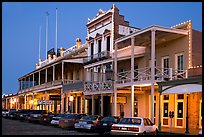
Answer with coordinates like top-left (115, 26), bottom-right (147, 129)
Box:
top-left (53, 65), bottom-right (55, 81)
top-left (32, 93), bottom-right (34, 110)
top-left (45, 69), bottom-right (47, 83)
top-left (92, 95), bottom-right (94, 115)
top-left (62, 61), bottom-right (64, 81)
top-left (101, 94), bottom-right (103, 116)
top-left (151, 29), bottom-right (156, 123)
top-left (33, 74), bottom-right (35, 86)
top-left (39, 71), bottom-right (41, 85)
top-left (75, 94), bottom-right (78, 113)
top-left (130, 37), bottom-right (135, 117)
top-left (61, 89), bottom-right (64, 113)
top-left (24, 95), bottom-right (27, 109)
top-left (158, 86), bottom-right (162, 131)
top-left (114, 43), bottom-right (118, 116)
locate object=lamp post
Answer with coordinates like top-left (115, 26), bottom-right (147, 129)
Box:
top-left (69, 95), bottom-right (74, 114)
top-left (185, 93), bottom-right (189, 134)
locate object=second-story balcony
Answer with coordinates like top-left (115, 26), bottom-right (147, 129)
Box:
top-left (84, 80), bottom-right (113, 95)
top-left (83, 51), bottom-right (111, 64)
top-left (116, 66), bottom-right (188, 86)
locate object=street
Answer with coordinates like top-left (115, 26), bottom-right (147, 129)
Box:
top-left (2, 117), bottom-right (181, 135)
top-left (2, 118), bottom-right (99, 135)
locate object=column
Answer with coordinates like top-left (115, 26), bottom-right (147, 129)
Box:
top-left (92, 95), bottom-right (95, 115)
top-left (33, 74), bottom-right (35, 86)
top-left (24, 95), bottom-right (27, 109)
top-left (80, 96), bottom-right (83, 113)
top-left (61, 89), bottom-right (64, 113)
top-left (62, 61), bottom-right (64, 81)
top-left (32, 93), bottom-right (34, 110)
top-left (151, 29), bottom-right (156, 123)
top-left (75, 94), bottom-right (78, 113)
top-left (130, 37), bottom-right (135, 117)
top-left (114, 43), bottom-right (118, 116)
top-left (158, 86), bottom-right (162, 131)
top-left (39, 71), bottom-right (41, 85)
top-left (101, 94), bottom-right (103, 116)
top-left (45, 69), bottom-right (47, 83)
top-left (53, 65), bottom-right (55, 81)
top-left (28, 76), bottom-right (30, 88)
top-left (6, 98), bottom-right (7, 109)
top-left (66, 95), bottom-right (69, 113)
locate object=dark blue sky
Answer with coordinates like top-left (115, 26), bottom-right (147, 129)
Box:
top-left (2, 2), bottom-right (202, 95)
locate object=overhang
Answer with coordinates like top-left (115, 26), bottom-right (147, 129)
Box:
top-left (115, 25), bottom-right (188, 45)
top-left (161, 84), bottom-right (202, 94)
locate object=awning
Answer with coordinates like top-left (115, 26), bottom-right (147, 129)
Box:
top-left (162, 84), bottom-right (202, 94)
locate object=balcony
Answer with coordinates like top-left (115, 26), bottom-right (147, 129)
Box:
top-left (19, 80), bottom-right (63, 93)
top-left (63, 80), bottom-right (83, 92)
top-left (83, 51), bottom-right (111, 64)
top-left (84, 80), bottom-right (113, 95)
top-left (116, 67), bottom-right (188, 85)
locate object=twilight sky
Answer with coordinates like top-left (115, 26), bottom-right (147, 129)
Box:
top-left (2, 2), bottom-right (202, 95)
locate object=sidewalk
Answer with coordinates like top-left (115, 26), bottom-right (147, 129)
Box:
top-left (160, 127), bottom-right (201, 135)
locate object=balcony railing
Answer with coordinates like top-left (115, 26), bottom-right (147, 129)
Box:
top-left (84, 80), bottom-right (113, 93)
top-left (116, 67), bottom-right (188, 84)
top-left (19, 79), bottom-right (85, 93)
top-left (83, 51), bottom-right (111, 63)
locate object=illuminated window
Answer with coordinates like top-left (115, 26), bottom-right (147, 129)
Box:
top-left (177, 94), bottom-right (184, 99)
top-left (163, 95), bottom-right (169, 100)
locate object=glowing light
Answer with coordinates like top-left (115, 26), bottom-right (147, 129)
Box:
top-left (69, 96), bottom-right (74, 102)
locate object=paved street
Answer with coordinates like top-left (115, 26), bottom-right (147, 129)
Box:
top-left (2, 117), bottom-right (184, 135)
top-left (2, 118), bottom-right (99, 135)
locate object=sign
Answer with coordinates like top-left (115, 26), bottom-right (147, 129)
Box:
top-left (110, 96), bottom-right (127, 104)
top-left (38, 100), bottom-right (54, 105)
top-left (49, 95), bottom-right (61, 100)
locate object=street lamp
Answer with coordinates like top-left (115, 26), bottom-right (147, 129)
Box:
top-left (69, 95), bottom-right (74, 113)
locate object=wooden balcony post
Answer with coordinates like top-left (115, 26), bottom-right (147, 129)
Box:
top-left (39, 71), bottom-right (41, 85)
top-left (114, 43), bottom-right (118, 116)
top-left (151, 29), bottom-right (156, 123)
top-left (45, 69), bottom-right (47, 83)
top-left (92, 95), bottom-right (95, 115)
top-left (101, 94), bottom-right (103, 116)
top-left (169, 68), bottom-right (173, 80)
top-left (24, 94), bottom-right (27, 109)
top-left (53, 65), bottom-right (55, 81)
top-left (131, 37), bottom-right (135, 117)
top-left (62, 61), bottom-right (64, 81)
top-left (32, 93), bottom-right (34, 110)
top-left (33, 74), bottom-right (34, 86)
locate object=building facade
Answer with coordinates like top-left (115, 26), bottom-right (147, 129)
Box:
top-left (3, 4), bottom-right (202, 131)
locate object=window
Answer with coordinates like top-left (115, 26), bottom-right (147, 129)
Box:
top-left (90, 43), bottom-right (94, 59)
top-left (177, 94), bottom-right (184, 99)
top-left (107, 36), bottom-right (110, 51)
top-left (163, 103), bottom-right (168, 117)
top-left (177, 102), bottom-right (183, 118)
top-left (176, 53), bottom-right (184, 73)
top-left (162, 56), bottom-right (169, 76)
top-left (98, 39), bottom-right (102, 54)
top-left (163, 95), bottom-right (169, 100)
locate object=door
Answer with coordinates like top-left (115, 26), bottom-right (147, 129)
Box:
top-left (162, 95), bottom-right (169, 126)
top-left (175, 94), bottom-right (184, 127)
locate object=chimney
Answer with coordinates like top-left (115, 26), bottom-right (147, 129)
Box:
top-left (76, 38), bottom-right (81, 49)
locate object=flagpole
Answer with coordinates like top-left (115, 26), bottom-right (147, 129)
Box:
top-left (55, 8), bottom-right (58, 56)
top-left (39, 25), bottom-right (41, 61)
top-left (46, 12), bottom-right (49, 59)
